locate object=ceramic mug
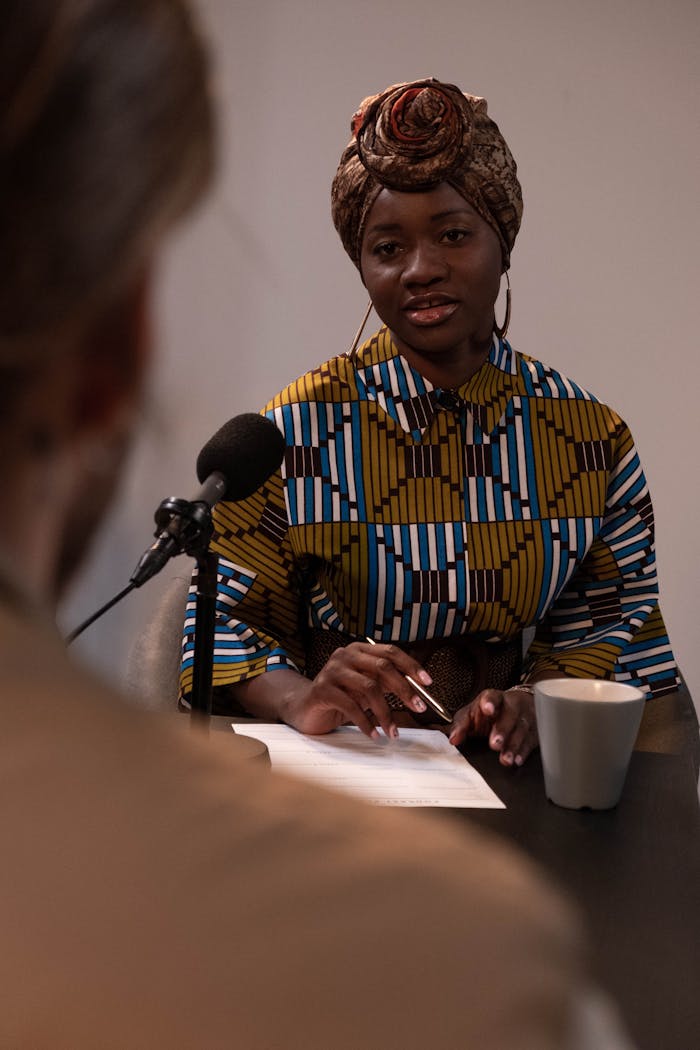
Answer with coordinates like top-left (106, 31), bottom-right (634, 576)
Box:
top-left (534, 678), bottom-right (645, 809)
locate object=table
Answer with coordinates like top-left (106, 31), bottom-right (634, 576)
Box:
top-left (210, 690), bottom-right (700, 1050)
top-left (454, 688), bottom-right (700, 1050)
top-left (462, 741), bottom-right (699, 1050)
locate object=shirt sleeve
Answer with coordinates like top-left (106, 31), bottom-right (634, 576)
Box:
top-left (179, 465), bottom-right (305, 700)
top-left (523, 418), bottom-right (679, 698)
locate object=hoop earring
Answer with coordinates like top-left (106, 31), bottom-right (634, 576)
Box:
top-left (493, 271), bottom-right (511, 341)
top-left (346, 300), bottom-right (373, 362)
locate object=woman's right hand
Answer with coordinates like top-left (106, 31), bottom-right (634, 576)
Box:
top-left (236, 642), bottom-right (433, 740)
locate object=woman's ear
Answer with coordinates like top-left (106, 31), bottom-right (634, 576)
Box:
top-left (72, 270), bottom-right (153, 439)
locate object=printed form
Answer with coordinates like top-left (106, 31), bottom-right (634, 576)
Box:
top-left (232, 724), bottom-right (504, 808)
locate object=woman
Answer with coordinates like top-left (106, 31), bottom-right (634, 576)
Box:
top-left (181, 77), bottom-right (678, 766)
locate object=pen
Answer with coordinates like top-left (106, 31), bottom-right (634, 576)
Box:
top-left (365, 636), bottom-right (452, 724)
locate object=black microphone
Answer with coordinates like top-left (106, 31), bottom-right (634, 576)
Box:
top-left (130, 413), bottom-right (285, 587)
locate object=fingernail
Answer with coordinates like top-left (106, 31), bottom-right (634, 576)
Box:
top-left (370, 728), bottom-right (380, 741)
top-left (390, 724), bottom-right (399, 739)
top-left (502, 752), bottom-right (513, 765)
top-left (515, 754), bottom-right (524, 766)
top-left (492, 734), bottom-right (503, 748)
top-left (411, 695), bottom-right (427, 713)
top-left (482, 701), bottom-right (495, 716)
top-left (417, 670), bottom-right (433, 685)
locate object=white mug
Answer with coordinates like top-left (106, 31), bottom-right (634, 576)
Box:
top-left (534, 678), bottom-right (645, 810)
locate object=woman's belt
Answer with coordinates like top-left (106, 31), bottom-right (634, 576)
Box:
top-left (305, 627), bottom-right (523, 719)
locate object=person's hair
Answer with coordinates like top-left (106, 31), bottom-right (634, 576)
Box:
top-left (0, 0), bottom-right (215, 376)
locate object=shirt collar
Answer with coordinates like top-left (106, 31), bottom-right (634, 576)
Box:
top-left (352, 327), bottom-right (523, 439)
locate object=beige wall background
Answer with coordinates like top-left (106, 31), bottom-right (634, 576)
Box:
top-left (61, 0), bottom-right (700, 714)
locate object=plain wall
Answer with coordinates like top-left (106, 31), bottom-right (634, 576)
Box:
top-left (60, 0), bottom-right (700, 714)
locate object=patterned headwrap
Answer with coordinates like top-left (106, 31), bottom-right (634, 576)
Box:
top-left (331, 77), bottom-right (523, 271)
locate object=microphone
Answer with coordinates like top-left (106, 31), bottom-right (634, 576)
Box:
top-left (130, 413), bottom-right (285, 587)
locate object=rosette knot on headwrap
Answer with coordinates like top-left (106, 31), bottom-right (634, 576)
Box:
top-left (331, 77), bottom-right (523, 271)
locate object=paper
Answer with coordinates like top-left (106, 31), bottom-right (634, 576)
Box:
top-left (232, 724), bottom-right (504, 808)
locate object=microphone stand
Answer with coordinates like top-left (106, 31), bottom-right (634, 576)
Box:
top-left (149, 496), bottom-right (218, 723)
top-left (189, 545), bottom-right (218, 723)
top-left (67, 495), bottom-right (220, 726)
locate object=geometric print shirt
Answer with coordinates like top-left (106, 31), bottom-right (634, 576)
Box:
top-left (180, 327), bottom-right (678, 702)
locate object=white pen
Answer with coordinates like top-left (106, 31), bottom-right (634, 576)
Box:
top-left (365, 636), bottom-right (451, 724)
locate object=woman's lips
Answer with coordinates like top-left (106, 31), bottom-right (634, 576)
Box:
top-left (403, 301), bottom-right (459, 326)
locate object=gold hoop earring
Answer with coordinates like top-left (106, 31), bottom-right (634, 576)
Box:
top-left (347, 300), bottom-right (373, 362)
top-left (493, 271), bottom-right (511, 341)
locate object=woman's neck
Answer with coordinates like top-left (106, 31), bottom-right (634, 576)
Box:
top-left (390, 331), bottom-right (494, 390)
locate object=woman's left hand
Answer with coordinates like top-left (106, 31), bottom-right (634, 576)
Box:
top-left (447, 687), bottom-right (538, 767)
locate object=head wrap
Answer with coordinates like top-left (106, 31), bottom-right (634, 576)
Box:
top-left (331, 77), bottom-right (522, 271)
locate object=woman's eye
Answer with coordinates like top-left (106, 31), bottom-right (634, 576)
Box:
top-left (373, 241), bottom-right (399, 257)
top-left (441, 228), bottom-right (470, 243)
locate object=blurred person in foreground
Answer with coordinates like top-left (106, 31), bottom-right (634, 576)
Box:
top-left (181, 77), bottom-right (677, 767)
top-left (0, 5), bottom-right (633, 1048)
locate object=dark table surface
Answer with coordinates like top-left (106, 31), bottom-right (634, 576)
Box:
top-left (210, 690), bottom-right (700, 1050)
top-left (460, 741), bottom-right (699, 1050)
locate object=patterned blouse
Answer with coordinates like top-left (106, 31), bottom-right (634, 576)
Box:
top-left (180, 328), bottom-right (678, 703)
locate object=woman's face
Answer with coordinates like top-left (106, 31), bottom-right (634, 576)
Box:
top-left (360, 182), bottom-right (503, 386)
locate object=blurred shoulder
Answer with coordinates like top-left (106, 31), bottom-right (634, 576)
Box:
top-left (0, 623), bottom-right (587, 1050)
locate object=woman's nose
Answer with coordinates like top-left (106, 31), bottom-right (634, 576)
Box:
top-left (401, 241), bottom-right (448, 286)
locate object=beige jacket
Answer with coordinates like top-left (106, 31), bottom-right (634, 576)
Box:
top-left (0, 600), bottom-right (586, 1049)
